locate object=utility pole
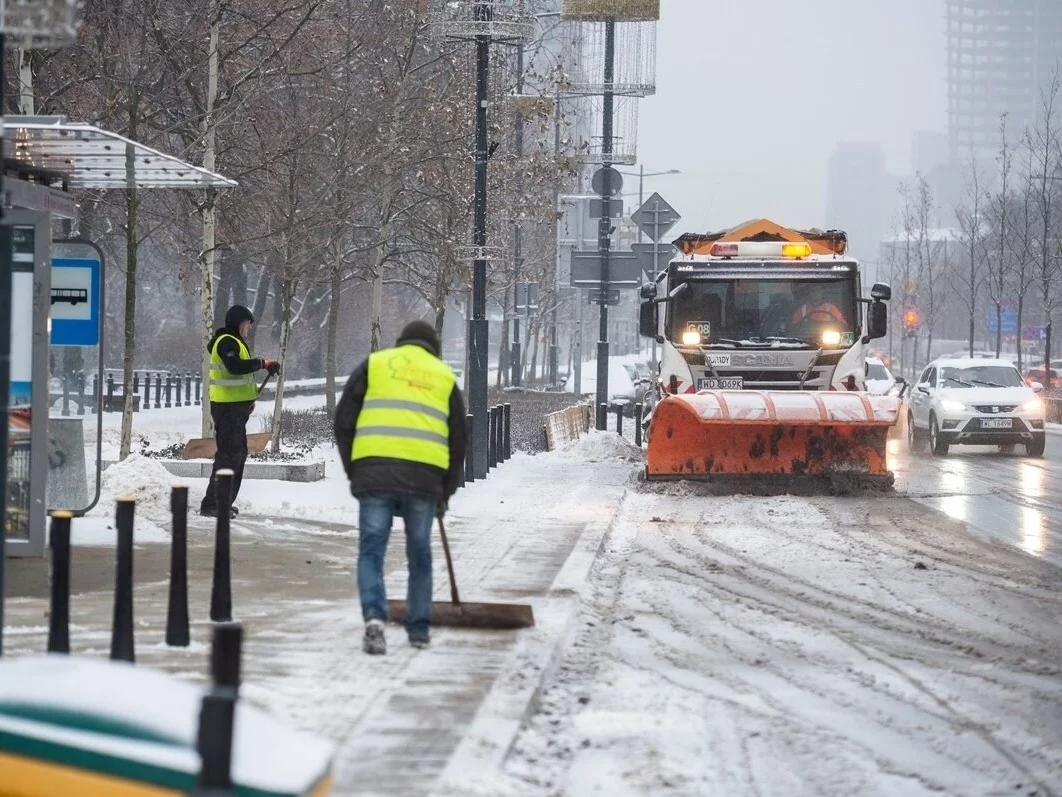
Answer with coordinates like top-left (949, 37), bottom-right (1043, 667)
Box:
top-left (0, 27), bottom-right (12, 655)
top-left (594, 19), bottom-right (616, 431)
top-left (511, 40), bottom-right (525, 386)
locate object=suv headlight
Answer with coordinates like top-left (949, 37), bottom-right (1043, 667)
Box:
top-left (939, 398), bottom-right (965, 413)
top-left (1022, 397), bottom-right (1044, 415)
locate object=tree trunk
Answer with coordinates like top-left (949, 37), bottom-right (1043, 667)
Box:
top-left (995, 303), bottom-right (1002, 357)
top-left (326, 265), bottom-right (341, 419)
top-left (496, 313), bottom-right (509, 388)
top-left (270, 277), bottom-right (295, 453)
top-left (370, 268), bottom-right (384, 352)
top-left (119, 186), bottom-right (141, 461)
top-left (249, 268), bottom-right (272, 349)
top-left (198, 0), bottom-right (223, 439)
top-left (1016, 295), bottom-right (1025, 371)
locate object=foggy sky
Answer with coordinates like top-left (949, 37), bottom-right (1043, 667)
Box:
top-left (636, 0), bottom-right (947, 234)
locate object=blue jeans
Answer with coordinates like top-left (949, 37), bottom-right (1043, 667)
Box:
top-left (357, 492), bottom-right (436, 640)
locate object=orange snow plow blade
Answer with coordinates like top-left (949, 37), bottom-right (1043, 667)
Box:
top-left (646, 391), bottom-right (901, 486)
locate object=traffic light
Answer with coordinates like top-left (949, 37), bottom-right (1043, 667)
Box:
top-left (902, 308), bottom-right (921, 337)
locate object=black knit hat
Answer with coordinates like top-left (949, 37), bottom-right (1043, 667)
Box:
top-left (225, 304), bottom-right (254, 330)
top-left (397, 320), bottom-right (441, 356)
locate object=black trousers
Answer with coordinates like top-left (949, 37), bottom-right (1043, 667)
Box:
top-left (201, 402), bottom-right (251, 511)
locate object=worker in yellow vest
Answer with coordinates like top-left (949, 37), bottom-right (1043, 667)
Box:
top-left (334, 320), bottom-right (466, 655)
top-left (200, 305), bottom-right (279, 518)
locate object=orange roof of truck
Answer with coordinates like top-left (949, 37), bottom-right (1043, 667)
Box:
top-left (673, 218), bottom-right (848, 257)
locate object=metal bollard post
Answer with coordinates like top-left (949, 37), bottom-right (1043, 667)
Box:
top-left (111, 498), bottom-right (136, 663)
top-left (165, 376), bottom-right (173, 408)
top-left (133, 371), bottom-right (140, 396)
top-left (166, 486), bottom-right (191, 647)
top-left (465, 414), bottom-right (475, 483)
top-left (634, 403), bottom-right (643, 447)
top-left (91, 373), bottom-right (99, 413)
top-left (195, 373), bottom-right (202, 405)
top-left (77, 372), bottom-right (86, 416)
top-left (598, 403), bottom-right (607, 431)
top-left (614, 404), bottom-right (623, 437)
top-left (195, 624), bottom-right (242, 793)
top-left (487, 406), bottom-right (498, 470)
top-left (503, 403), bottom-right (512, 460)
top-left (62, 373), bottom-right (70, 417)
top-left (495, 405), bottom-right (504, 463)
top-left (155, 373), bottom-right (163, 409)
top-left (175, 373), bottom-right (183, 407)
top-left (106, 374), bottom-right (115, 411)
top-left (185, 372), bottom-right (193, 406)
top-left (210, 470), bottom-right (234, 623)
top-left (47, 512), bottom-right (73, 654)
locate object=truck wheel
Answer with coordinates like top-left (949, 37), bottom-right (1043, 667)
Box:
top-left (907, 413), bottom-right (927, 454)
top-left (1025, 433), bottom-right (1046, 458)
top-left (929, 414), bottom-right (950, 456)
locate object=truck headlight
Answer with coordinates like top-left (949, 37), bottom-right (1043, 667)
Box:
top-left (681, 330), bottom-right (701, 346)
top-left (1023, 397), bottom-right (1044, 414)
top-left (939, 399), bottom-right (965, 413)
top-left (821, 329), bottom-right (841, 346)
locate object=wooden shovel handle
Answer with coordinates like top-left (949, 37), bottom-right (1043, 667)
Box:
top-left (438, 516), bottom-right (461, 605)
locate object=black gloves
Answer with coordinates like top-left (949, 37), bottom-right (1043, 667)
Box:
top-left (436, 501), bottom-right (448, 520)
top-left (263, 359), bottom-right (281, 376)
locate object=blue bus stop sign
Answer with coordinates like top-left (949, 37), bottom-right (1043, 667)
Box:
top-left (50, 255), bottom-right (101, 347)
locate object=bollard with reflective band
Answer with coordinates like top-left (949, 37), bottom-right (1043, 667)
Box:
top-left (492, 405), bottom-right (502, 466)
top-left (166, 486), bottom-right (191, 647)
top-left (111, 498), bottom-right (136, 662)
top-left (48, 512), bottom-right (73, 654)
top-left (598, 403), bottom-right (607, 432)
top-left (503, 403), bottom-right (512, 460)
top-left (210, 469), bottom-right (234, 623)
top-left (487, 407), bottom-right (497, 470)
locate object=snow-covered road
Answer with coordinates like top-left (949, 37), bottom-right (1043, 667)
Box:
top-left (497, 486), bottom-right (1062, 797)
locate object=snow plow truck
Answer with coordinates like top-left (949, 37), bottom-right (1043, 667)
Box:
top-left (638, 219), bottom-right (901, 486)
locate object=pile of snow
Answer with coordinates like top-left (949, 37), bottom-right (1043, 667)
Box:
top-left (558, 430), bottom-right (643, 462)
top-left (95, 453), bottom-right (183, 525)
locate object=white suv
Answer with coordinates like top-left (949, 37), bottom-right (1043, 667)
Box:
top-left (907, 357), bottom-right (1046, 457)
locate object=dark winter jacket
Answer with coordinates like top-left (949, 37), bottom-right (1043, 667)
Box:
top-left (334, 343), bottom-right (467, 501)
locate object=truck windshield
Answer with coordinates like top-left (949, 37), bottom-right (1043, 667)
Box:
top-left (667, 276), bottom-right (857, 345)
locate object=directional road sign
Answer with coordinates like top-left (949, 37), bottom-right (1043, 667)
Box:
top-left (587, 289), bottom-right (621, 306)
top-left (570, 250), bottom-right (641, 288)
top-left (631, 192), bottom-right (681, 242)
top-left (591, 167), bottom-right (624, 197)
top-left (631, 243), bottom-right (674, 281)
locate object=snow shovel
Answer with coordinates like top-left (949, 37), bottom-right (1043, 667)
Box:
top-left (388, 517), bottom-right (535, 630)
top-left (180, 372), bottom-right (276, 460)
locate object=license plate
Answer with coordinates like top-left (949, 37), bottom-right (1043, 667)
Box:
top-left (697, 377), bottom-right (744, 390)
top-left (980, 418), bottom-right (1012, 429)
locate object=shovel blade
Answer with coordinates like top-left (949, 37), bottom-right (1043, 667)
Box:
top-left (182, 432), bottom-right (272, 460)
top-left (388, 599), bottom-right (534, 630)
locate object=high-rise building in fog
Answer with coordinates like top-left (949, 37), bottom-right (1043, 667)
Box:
top-left (946, 0), bottom-right (1062, 161)
top-left (825, 142), bottom-right (888, 272)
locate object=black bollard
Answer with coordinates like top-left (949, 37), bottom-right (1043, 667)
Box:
top-left (210, 622), bottom-right (243, 693)
top-left (155, 373), bottom-right (163, 409)
top-left (465, 414), bottom-right (475, 483)
top-left (133, 371), bottom-right (140, 396)
top-left (184, 372), bottom-right (191, 406)
top-left (495, 405), bottom-right (504, 464)
top-left (166, 486), bottom-right (191, 647)
top-left (503, 403), bottom-right (512, 460)
top-left (106, 374), bottom-right (115, 411)
top-left (634, 402), bottom-right (643, 447)
top-left (195, 373), bottom-right (202, 406)
top-left (487, 406), bottom-right (497, 470)
top-left (175, 374), bottom-right (183, 407)
top-left (614, 404), bottom-right (624, 437)
top-left (62, 373), bottom-right (70, 417)
top-left (111, 498), bottom-right (136, 662)
top-left (598, 403), bottom-right (607, 431)
top-left (91, 373), bottom-right (99, 412)
top-left (77, 372), bottom-right (86, 416)
top-left (165, 376), bottom-right (173, 408)
top-left (47, 512), bottom-right (73, 654)
top-left (210, 470), bottom-right (234, 623)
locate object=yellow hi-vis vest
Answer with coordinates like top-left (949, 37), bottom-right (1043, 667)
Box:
top-left (351, 344), bottom-right (455, 470)
top-left (208, 334), bottom-right (258, 403)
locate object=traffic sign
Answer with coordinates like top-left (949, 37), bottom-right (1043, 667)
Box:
top-left (515, 282), bottom-right (539, 311)
top-left (986, 305), bottom-right (1018, 336)
top-left (570, 250), bottom-right (641, 288)
top-left (51, 254), bottom-right (101, 347)
top-left (589, 198), bottom-right (623, 218)
top-left (631, 192), bottom-right (681, 242)
top-left (1022, 324), bottom-right (1046, 342)
top-left (587, 289), bottom-right (621, 305)
top-left (591, 167), bottom-right (623, 197)
top-left (631, 243), bottom-right (674, 281)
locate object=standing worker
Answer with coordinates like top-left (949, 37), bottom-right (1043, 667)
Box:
top-left (200, 305), bottom-right (280, 518)
top-left (334, 320), bottom-right (466, 655)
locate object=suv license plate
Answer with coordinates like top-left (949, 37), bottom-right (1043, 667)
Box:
top-left (980, 418), bottom-right (1012, 429)
top-left (697, 377), bottom-right (744, 390)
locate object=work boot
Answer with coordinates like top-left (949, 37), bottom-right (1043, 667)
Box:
top-left (363, 619), bottom-right (386, 655)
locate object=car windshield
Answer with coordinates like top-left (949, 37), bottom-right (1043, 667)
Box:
top-left (667, 275), bottom-right (857, 345)
top-left (866, 363), bottom-right (890, 380)
top-left (939, 365), bottom-right (1024, 388)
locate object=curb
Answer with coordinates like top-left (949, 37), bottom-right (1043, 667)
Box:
top-left (429, 497), bottom-right (625, 796)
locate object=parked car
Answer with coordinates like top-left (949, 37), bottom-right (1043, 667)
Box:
top-left (564, 357), bottom-right (653, 415)
top-left (1023, 367), bottom-right (1061, 392)
top-left (864, 357), bottom-right (897, 396)
top-left (907, 357), bottom-right (1046, 457)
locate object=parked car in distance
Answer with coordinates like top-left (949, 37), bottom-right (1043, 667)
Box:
top-left (907, 357), bottom-right (1046, 457)
top-left (1023, 367), bottom-right (1060, 391)
top-left (864, 357), bottom-right (897, 396)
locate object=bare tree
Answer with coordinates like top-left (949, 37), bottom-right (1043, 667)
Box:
top-left (953, 152), bottom-right (989, 356)
top-left (987, 113), bottom-right (1014, 357)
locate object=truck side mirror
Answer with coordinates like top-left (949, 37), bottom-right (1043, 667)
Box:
top-left (865, 301), bottom-right (887, 341)
top-left (639, 300), bottom-right (658, 338)
top-left (870, 282), bottom-right (892, 301)
top-left (639, 283), bottom-right (657, 300)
